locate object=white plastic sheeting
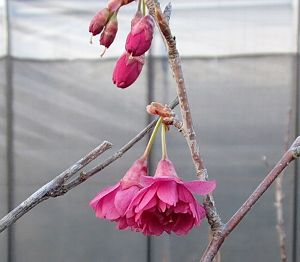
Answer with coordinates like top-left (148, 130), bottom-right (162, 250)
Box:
top-left (9, 0), bottom-right (299, 59)
top-left (0, 0), bottom-right (7, 57)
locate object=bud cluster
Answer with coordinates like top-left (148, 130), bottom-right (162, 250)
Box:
top-left (89, 1), bottom-right (155, 88)
top-left (113, 12), bottom-right (155, 88)
top-left (89, 0), bottom-right (135, 51)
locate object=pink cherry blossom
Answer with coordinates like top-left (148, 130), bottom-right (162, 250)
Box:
top-left (112, 52), bottom-right (145, 88)
top-left (90, 158), bottom-right (147, 229)
top-left (126, 158), bottom-right (216, 236)
top-left (125, 15), bottom-right (155, 56)
top-left (89, 8), bottom-right (111, 36)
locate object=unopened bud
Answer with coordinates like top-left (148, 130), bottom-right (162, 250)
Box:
top-left (89, 8), bottom-right (111, 36)
top-left (125, 15), bottom-right (155, 56)
top-left (112, 52), bottom-right (145, 88)
top-left (100, 12), bottom-right (118, 49)
top-left (108, 0), bottom-right (135, 12)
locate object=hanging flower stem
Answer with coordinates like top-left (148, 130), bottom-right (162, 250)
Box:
top-left (161, 123), bottom-right (168, 159)
top-left (142, 117), bottom-right (162, 159)
top-left (138, 0), bottom-right (143, 13)
top-left (142, 0), bottom-right (146, 15)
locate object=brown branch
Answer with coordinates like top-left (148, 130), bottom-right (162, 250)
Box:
top-left (145, 0), bottom-right (223, 235)
top-left (0, 97), bottom-right (179, 234)
top-left (200, 136), bottom-right (300, 262)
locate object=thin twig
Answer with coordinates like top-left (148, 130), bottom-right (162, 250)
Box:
top-left (64, 98), bottom-right (179, 189)
top-left (0, 97), bottom-right (179, 234)
top-left (200, 136), bottom-right (300, 262)
top-left (145, 0), bottom-right (223, 236)
top-left (0, 141), bottom-right (113, 233)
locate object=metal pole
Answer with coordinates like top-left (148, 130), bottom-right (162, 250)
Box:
top-left (292, 0), bottom-right (300, 261)
top-left (4, 0), bottom-right (15, 261)
top-left (146, 47), bottom-right (154, 262)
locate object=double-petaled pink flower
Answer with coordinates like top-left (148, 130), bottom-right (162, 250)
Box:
top-left (125, 158), bottom-right (216, 236)
top-left (90, 157), bottom-right (216, 236)
top-left (89, 158), bottom-right (147, 229)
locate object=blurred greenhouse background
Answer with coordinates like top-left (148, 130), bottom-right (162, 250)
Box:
top-left (1, 0), bottom-right (300, 261)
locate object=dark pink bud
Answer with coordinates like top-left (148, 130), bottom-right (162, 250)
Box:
top-left (125, 15), bottom-right (155, 56)
top-left (112, 52), bottom-right (145, 88)
top-left (131, 11), bottom-right (143, 28)
top-left (89, 8), bottom-right (111, 36)
top-left (108, 0), bottom-right (135, 12)
top-left (100, 13), bottom-right (118, 49)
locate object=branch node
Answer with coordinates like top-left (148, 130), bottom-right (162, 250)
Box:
top-left (292, 146), bottom-right (300, 158)
top-left (197, 169), bottom-right (208, 180)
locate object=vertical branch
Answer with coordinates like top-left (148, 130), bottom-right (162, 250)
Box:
top-left (4, 0), bottom-right (14, 260)
top-left (145, 0), bottom-right (223, 234)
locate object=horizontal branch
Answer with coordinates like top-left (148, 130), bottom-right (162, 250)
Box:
top-left (0, 97), bottom-right (179, 234)
top-left (200, 136), bottom-right (300, 262)
top-left (0, 141), bottom-right (112, 233)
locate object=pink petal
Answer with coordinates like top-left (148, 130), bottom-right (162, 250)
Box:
top-left (157, 181), bottom-right (178, 206)
top-left (183, 180), bottom-right (216, 195)
top-left (188, 201), bottom-right (198, 218)
top-left (196, 202), bottom-right (206, 222)
top-left (140, 175), bottom-right (155, 187)
top-left (173, 201), bottom-right (189, 213)
top-left (142, 195), bottom-right (157, 211)
top-left (126, 186), bottom-right (149, 216)
top-left (173, 213), bottom-right (195, 235)
top-left (141, 175), bottom-right (181, 186)
top-left (141, 211), bottom-right (164, 236)
top-left (116, 217), bottom-right (129, 230)
top-left (89, 183), bottom-right (120, 209)
top-left (100, 189), bottom-right (120, 220)
top-left (158, 200), bottom-right (167, 212)
top-left (114, 186), bottom-right (139, 215)
top-left (135, 185), bottom-right (157, 213)
top-left (178, 185), bottom-right (194, 203)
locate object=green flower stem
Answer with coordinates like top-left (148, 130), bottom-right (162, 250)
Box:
top-left (161, 123), bottom-right (168, 159)
top-left (142, 118), bottom-right (162, 159)
top-left (142, 0), bottom-right (146, 16)
top-left (138, 0), bottom-right (142, 12)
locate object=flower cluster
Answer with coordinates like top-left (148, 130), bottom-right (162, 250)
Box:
top-left (90, 121), bottom-right (216, 236)
top-left (89, 1), bottom-right (155, 89)
top-left (90, 157), bottom-right (216, 236)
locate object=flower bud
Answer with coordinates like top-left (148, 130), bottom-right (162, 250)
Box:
top-left (89, 8), bottom-right (111, 36)
top-left (131, 11), bottom-right (143, 28)
top-left (100, 12), bottom-right (118, 49)
top-left (112, 52), bottom-right (145, 88)
top-left (125, 15), bottom-right (155, 56)
top-left (108, 0), bottom-right (135, 12)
